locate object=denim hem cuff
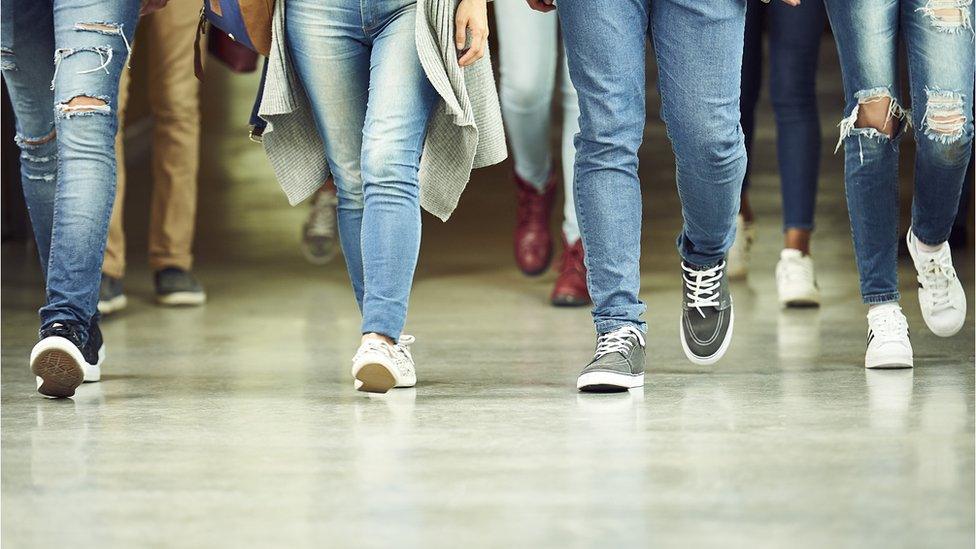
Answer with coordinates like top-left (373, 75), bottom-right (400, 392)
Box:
top-left (910, 227), bottom-right (950, 247)
top-left (361, 324), bottom-right (403, 343)
top-left (594, 319), bottom-right (647, 335)
top-left (782, 223), bottom-right (815, 233)
top-left (862, 292), bottom-right (900, 305)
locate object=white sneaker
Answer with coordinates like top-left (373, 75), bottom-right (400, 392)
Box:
top-left (906, 229), bottom-right (966, 337)
top-left (864, 304), bottom-right (913, 369)
top-left (775, 249), bottom-right (820, 307)
top-left (351, 335), bottom-right (417, 393)
top-left (727, 214), bottom-right (755, 280)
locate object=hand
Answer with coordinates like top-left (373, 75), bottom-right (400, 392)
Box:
top-left (140, 0), bottom-right (169, 16)
top-left (527, 0), bottom-right (556, 13)
top-left (456, 0), bottom-right (488, 67)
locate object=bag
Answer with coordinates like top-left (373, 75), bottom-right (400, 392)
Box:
top-left (203, 0), bottom-right (273, 55)
top-left (194, 0), bottom-right (274, 78)
top-left (208, 26), bottom-right (259, 73)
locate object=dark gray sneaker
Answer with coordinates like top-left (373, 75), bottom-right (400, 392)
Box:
top-left (577, 326), bottom-right (646, 392)
top-left (97, 274), bottom-right (127, 315)
top-left (680, 259), bottom-right (734, 365)
top-left (155, 268), bottom-right (207, 306)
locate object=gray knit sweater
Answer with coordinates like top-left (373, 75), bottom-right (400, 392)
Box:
top-left (258, 0), bottom-right (507, 221)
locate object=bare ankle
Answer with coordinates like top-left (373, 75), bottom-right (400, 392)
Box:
top-left (784, 229), bottom-right (812, 255)
top-left (362, 332), bottom-right (395, 346)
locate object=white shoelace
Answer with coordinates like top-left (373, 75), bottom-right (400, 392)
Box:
top-left (393, 335), bottom-right (415, 372)
top-left (917, 251), bottom-right (957, 309)
top-left (869, 307), bottom-right (909, 342)
top-left (683, 261), bottom-right (725, 317)
top-left (594, 326), bottom-right (645, 359)
top-left (306, 191), bottom-right (338, 238)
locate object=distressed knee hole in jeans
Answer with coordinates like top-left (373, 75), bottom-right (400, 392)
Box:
top-left (51, 47), bottom-right (116, 89)
top-left (16, 129), bottom-right (58, 181)
top-left (74, 22), bottom-right (132, 64)
top-left (835, 87), bottom-right (910, 163)
top-left (917, 0), bottom-right (974, 34)
top-left (56, 95), bottom-right (112, 118)
top-left (922, 88), bottom-right (967, 143)
top-left (0, 47), bottom-right (16, 71)
top-left (15, 128), bottom-right (57, 149)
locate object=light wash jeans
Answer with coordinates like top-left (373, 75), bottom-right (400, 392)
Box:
top-left (1, 0), bottom-right (138, 342)
top-left (824, 0), bottom-right (975, 304)
top-left (494, 0), bottom-right (580, 244)
top-left (287, 0), bottom-right (438, 341)
top-left (557, 0), bottom-right (748, 334)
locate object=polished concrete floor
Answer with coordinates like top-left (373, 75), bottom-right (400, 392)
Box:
top-left (2, 40), bottom-right (974, 548)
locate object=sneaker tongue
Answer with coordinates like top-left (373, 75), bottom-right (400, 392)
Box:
top-left (868, 303), bottom-right (901, 320)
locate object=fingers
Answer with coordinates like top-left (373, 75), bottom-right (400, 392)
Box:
top-left (458, 24), bottom-right (487, 67)
top-left (456, 7), bottom-right (488, 67)
top-left (455, 13), bottom-right (467, 50)
top-left (526, 0), bottom-right (556, 13)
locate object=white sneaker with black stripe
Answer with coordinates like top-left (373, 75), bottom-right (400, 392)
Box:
top-left (906, 229), bottom-right (966, 337)
top-left (864, 304), bottom-right (913, 369)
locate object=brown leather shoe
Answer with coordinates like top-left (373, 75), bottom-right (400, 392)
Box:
top-left (551, 237), bottom-right (590, 307)
top-left (514, 173), bottom-right (556, 276)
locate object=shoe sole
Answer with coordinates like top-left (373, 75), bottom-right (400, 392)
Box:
top-left (30, 337), bottom-right (86, 398)
top-left (781, 295), bottom-right (821, 308)
top-left (928, 319), bottom-right (966, 338)
top-left (97, 294), bottom-right (128, 315)
top-left (354, 363), bottom-right (397, 394)
top-left (865, 354), bottom-right (913, 369)
top-left (551, 295), bottom-right (590, 307)
top-left (301, 245), bottom-right (339, 266)
top-left (156, 292), bottom-right (207, 306)
top-left (518, 259), bottom-right (552, 277)
top-left (577, 371), bottom-right (644, 392)
top-left (33, 343), bottom-right (104, 392)
top-left (680, 306), bottom-right (735, 366)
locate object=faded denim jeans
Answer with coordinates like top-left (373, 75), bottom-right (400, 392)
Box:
top-left (824, 0), bottom-right (975, 304)
top-left (287, 0), bottom-right (438, 341)
top-left (557, 0), bottom-right (748, 334)
top-left (494, 0), bottom-right (581, 244)
top-left (1, 0), bottom-right (139, 342)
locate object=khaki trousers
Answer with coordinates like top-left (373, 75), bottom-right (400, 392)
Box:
top-left (103, 0), bottom-right (201, 278)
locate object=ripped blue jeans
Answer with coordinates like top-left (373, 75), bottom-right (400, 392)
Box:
top-left (824, 0), bottom-right (975, 304)
top-left (1, 0), bottom-right (138, 340)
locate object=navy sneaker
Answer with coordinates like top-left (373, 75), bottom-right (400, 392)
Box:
top-left (31, 320), bottom-right (105, 398)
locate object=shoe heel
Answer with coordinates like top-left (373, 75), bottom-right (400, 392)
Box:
top-left (31, 349), bottom-right (84, 398)
top-left (355, 363), bottom-right (396, 394)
